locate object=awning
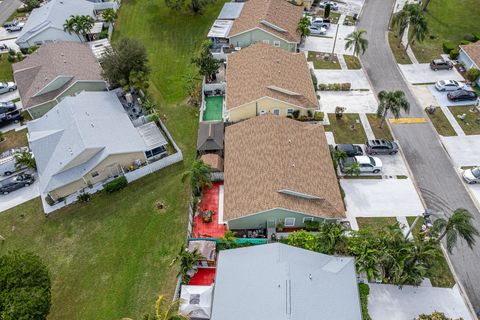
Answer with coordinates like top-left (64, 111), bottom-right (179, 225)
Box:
top-left (188, 240), bottom-right (216, 261)
top-left (207, 19), bottom-right (234, 38)
top-left (217, 2), bottom-right (244, 19)
top-left (136, 121), bottom-right (168, 151)
top-left (180, 285), bottom-right (213, 319)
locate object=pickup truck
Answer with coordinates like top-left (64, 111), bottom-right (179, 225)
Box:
top-left (0, 101), bottom-right (22, 127)
top-left (340, 156), bottom-right (383, 174)
top-left (6, 22), bottom-right (25, 32)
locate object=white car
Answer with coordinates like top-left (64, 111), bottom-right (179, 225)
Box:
top-left (463, 167), bottom-right (480, 184)
top-left (0, 82), bottom-right (17, 95)
top-left (308, 25), bottom-right (327, 35)
top-left (340, 156), bottom-right (383, 174)
top-left (312, 17), bottom-right (331, 29)
top-left (319, 1), bottom-right (339, 10)
top-left (435, 80), bottom-right (462, 92)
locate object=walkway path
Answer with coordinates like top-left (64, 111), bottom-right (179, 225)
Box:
top-left (359, 113), bottom-right (376, 139)
top-left (396, 216), bottom-right (414, 240)
top-left (359, 0), bottom-right (480, 312)
top-left (441, 106), bottom-right (466, 136)
top-left (401, 25), bottom-right (419, 64)
top-left (337, 54), bottom-right (348, 70)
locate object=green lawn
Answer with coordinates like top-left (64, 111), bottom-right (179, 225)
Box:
top-left (448, 106), bottom-right (480, 135)
top-left (0, 128), bottom-right (28, 153)
top-left (388, 32), bottom-right (412, 64)
top-left (425, 107), bottom-right (457, 136)
top-left (366, 114), bottom-right (394, 141)
top-left (344, 55), bottom-right (361, 69)
top-left (0, 54), bottom-right (13, 81)
top-left (410, 0), bottom-right (480, 63)
top-left (357, 217), bottom-right (398, 230)
top-left (0, 0), bottom-right (224, 318)
top-left (324, 113), bottom-right (367, 144)
top-left (307, 51), bottom-right (341, 69)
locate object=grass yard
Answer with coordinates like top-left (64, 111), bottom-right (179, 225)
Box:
top-left (0, 54), bottom-right (13, 81)
top-left (324, 113), bottom-right (367, 144)
top-left (0, 0), bottom-right (225, 318)
top-left (388, 32), bottom-right (412, 64)
top-left (425, 107), bottom-right (457, 136)
top-left (315, 10), bottom-right (340, 24)
top-left (448, 106), bottom-right (480, 135)
top-left (410, 0), bottom-right (480, 63)
top-left (307, 51), bottom-right (341, 69)
top-left (357, 217), bottom-right (398, 230)
top-left (0, 128), bottom-right (28, 153)
top-left (344, 55), bottom-right (361, 69)
top-left (366, 114), bottom-right (394, 141)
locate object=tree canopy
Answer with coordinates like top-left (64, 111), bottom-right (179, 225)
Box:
top-left (0, 251), bottom-right (51, 320)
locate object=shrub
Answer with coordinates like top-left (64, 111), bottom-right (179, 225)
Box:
top-left (104, 176), bottom-right (128, 193)
top-left (333, 83), bottom-right (341, 91)
top-left (307, 110), bottom-right (313, 118)
top-left (7, 54), bottom-right (16, 62)
top-left (449, 49), bottom-right (459, 60)
top-left (319, 83), bottom-right (327, 91)
top-left (314, 111), bottom-right (324, 121)
top-left (77, 192), bottom-right (91, 202)
top-left (464, 34), bottom-right (476, 42)
top-left (45, 195), bottom-right (55, 206)
top-left (298, 115), bottom-right (309, 121)
top-left (442, 41), bottom-right (455, 54)
top-left (8, 48), bottom-right (15, 56)
top-left (148, 114), bottom-right (159, 122)
top-left (99, 29), bottom-right (108, 39)
top-left (304, 220), bottom-right (321, 231)
top-left (465, 67), bottom-right (480, 83)
top-left (310, 69), bottom-right (318, 90)
top-left (292, 110), bottom-right (300, 119)
top-left (16, 52), bottom-right (23, 61)
top-left (27, 45), bottom-right (39, 54)
top-left (459, 40), bottom-right (471, 46)
top-left (473, 32), bottom-right (480, 42)
top-left (359, 283), bottom-right (372, 320)
top-left (341, 83), bottom-right (351, 91)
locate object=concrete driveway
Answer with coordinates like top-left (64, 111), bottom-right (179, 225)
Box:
top-left (0, 27), bottom-right (20, 41)
top-left (0, 173), bottom-right (40, 213)
top-left (441, 135), bottom-right (480, 167)
top-left (315, 69), bottom-right (371, 90)
top-left (0, 89), bottom-right (19, 102)
top-left (368, 283), bottom-right (473, 320)
top-left (375, 153), bottom-right (410, 176)
top-left (337, 0), bottom-right (364, 15)
top-left (428, 85), bottom-right (476, 107)
top-left (319, 91), bottom-right (377, 113)
top-left (340, 178), bottom-right (424, 217)
top-left (398, 64), bottom-right (464, 84)
top-left (0, 37), bottom-right (20, 52)
top-left (303, 25), bottom-right (355, 55)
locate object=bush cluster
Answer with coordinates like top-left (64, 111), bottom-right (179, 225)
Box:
top-left (359, 283), bottom-right (372, 320)
top-left (104, 176), bottom-right (128, 193)
top-left (314, 111), bottom-right (324, 121)
top-left (442, 41), bottom-right (455, 54)
top-left (318, 83), bottom-right (351, 91)
top-left (449, 49), bottom-right (459, 60)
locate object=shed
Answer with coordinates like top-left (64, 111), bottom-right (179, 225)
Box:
top-left (179, 285), bottom-right (213, 319)
top-left (197, 122), bottom-right (224, 153)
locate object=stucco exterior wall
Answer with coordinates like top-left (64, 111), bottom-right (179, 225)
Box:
top-left (227, 97), bottom-right (316, 122)
top-left (227, 208), bottom-right (328, 230)
top-left (459, 49), bottom-right (480, 86)
top-left (229, 29), bottom-right (297, 52)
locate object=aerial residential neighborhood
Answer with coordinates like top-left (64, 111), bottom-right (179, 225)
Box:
top-left (0, 0), bottom-right (480, 319)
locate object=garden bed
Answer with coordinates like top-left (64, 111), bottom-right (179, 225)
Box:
top-left (344, 55), bottom-right (361, 69)
top-left (387, 32), bottom-right (412, 64)
top-left (307, 51), bottom-right (341, 69)
top-left (425, 107), bottom-right (457, 136)
top-left (324, 113), bottom-right (367, 144)
top-left (367, 114), bottom-right (394, 141)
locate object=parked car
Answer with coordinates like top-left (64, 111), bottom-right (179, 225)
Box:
top-left (365, 139), bottom-right (398, 155)
top-left (340, 156), bottom-right (382, 174)
top-left (0, 82), bottom-right (17, 95)
top-left (308, 25), bottom-right (327, 35)
top-left (463, 167), bottom-right (480, 184)
top-left (312, 17), bottom-right (331, 29)
top-left (434, 80), bottom-right (462, 91)
top-left (430, 58), bottom-right (453, 71)
top-left (0, 101), bottom-right (22, 126)
top-left (335, 144), bottom-right (363, 157)
top-left (0, 147), bottom-right (29, 176)
top-left (0, 173), bottom-right (35, 195)
top-left (447, 89), bottom-right (478, 102)
top-left (6, 22), bottom-right (25, 32)
top-left (319, 1), bottom-right (339, 10)
top-left (3, 20), bottom-right (19, 28)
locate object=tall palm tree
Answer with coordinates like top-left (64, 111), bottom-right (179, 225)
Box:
top-left (345, 162), bottom-right (361, 176)
top-left (63, 15), bottom-right (81, 42)
top-left (181, 159), bottom-right (212, 196)
top-left (171, 246), bottom-right (204, 283)
top-left (102, 8), bottom-right (117, 24)
top-left (127, 295), bottom-right (189, 320)
top-left (404, 5), bottom-right (428, 53)
top-left (344, 29), bottom-right (368, 57)
top-left (376, 90), bottom-right (410, 128)
top-left (297, 16), bottom-right (311, 41)
top-left (332, 149), bottom-right (347, 164)
top-left (433, 208), bottom-right (480, 253)
top-left (63, 15), bottom-right (95, 42)
top-left (15, 151), bottom-right (36, 170)
top-left (391, 8), bottom-right (409, 48)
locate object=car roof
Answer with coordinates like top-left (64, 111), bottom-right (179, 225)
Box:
top-left (433, 59), bottom-right (445, 64)
top-left (355, 156), bottom-right (371, 163)
top-left (367, 139), bottom-right (389, 146)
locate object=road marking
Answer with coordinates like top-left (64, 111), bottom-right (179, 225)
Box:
top-left (389, 118), bottom-right (427, 124)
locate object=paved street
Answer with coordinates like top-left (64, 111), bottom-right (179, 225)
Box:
top-left (358, 0), bottom-right (480, 314)
top-left (0, 0), bottom-right (22, 25)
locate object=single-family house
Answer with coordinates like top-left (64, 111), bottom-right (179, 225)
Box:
top-left (27, 91), bottom-right (168, 202)
top-left (207, 0), bottom-right (303, 57)
top-left (289, 0), bottom-right (313, 11)
top-left (210, 243), bottom-right (362, 320)
top-left (459, 43), bottom-right (480, 86)
top-left (223, 115), bottom-right (345, 233)
top-left (13, 42), bottom-right (107, 119)
top-left (225, 43), bottom-right (318, 122)
top-left (15, 0), bottom-right (97, 49)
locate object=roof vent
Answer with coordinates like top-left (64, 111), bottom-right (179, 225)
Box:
top-left (309, 274), bottom-right (312, 280)
top-left (91, 122), bottom-right (94, 128)
top-left (291, 163), bottom-right (295, 167)
top-left (288, 139), bottom-right (291, 144)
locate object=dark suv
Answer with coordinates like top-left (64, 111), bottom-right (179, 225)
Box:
top-left (0, 173), bottom-right (35, 195)
top-left (335, 144), bottom-right (363, 157)
top-left (430, 58), bottom-right (453, 71)
top-left (365, 139), bottom-right (398, 155)
top-left (447, 89), bottom-right (477, 102)
top-left (0, 101), bottom-right (22, 127)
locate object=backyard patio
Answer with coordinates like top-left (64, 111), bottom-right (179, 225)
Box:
top-left (193, 182), bottom-right (226, 239)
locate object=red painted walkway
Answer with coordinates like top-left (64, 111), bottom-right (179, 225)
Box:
top-left (189, 268), bottom-right (216, 286)
top-left (193, 182), bottom-right (226, 239)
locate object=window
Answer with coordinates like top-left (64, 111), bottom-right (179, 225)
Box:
top-left (287, 108), bottom-right (294, 115)
top-left (303, 217), bottom-right (314, 223)
top-left (91, 171), bottom-right (99, 178)
top-left (273, 40), bottom-right (280, 47)
top-left (284, 218), bottom-right (295, 227)
top-left (273, 108), bottom-right (280, 116)
top-left (262, 40), bottom-right (270, 44)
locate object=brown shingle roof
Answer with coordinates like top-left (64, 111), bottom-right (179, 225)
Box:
top-left (201, 153), bottom-right (224, 172)
top-left (13, 42), bottom-right (104, 109)
top-left (226, 43), bottom-right (318, 110)
top-left (228, 0), bottom-right (303, 43)
top-left (460, 43), bottom-right (480, 67)
top-left (224, 115), bottom-right (345, 221)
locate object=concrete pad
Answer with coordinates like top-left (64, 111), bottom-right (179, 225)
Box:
top-left (376, 153), bottom-right (410, 176)
top-left (303, 25), bottom-right (355, 55)
top-left (441, 135), bottom-right (480, 167)
top-left (325, 131), bottom-right (335, 145)
top-left (368, 284), bottom-right (473, 320)
top-left (0, 176), bottom-right (40, 213)
top-left (341, 179), bottom-right (424, 217)
top-left (0, 37), bottom-right (19, 52)
top-left (337, 0), bottom-right (364, 15)
top-left (428, 85), bottom-right (475, 107)
top-left (0, 27), bottom-right (20, 41)
top-left (398, 64), bottom-right (464, 84)
top-left (319, 91), bottom-right (377, 113)
top-left (0, 90), bottom-right (19, 103)
top-left (409, 84), bottom-right (437, 108)
top-left (315, 69), bottom-right (370, 90)
top-left (0, 121), bottom-right (20, 134)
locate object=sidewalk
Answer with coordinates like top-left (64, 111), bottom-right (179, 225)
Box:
top-left (359, 113), bottom-right (375, 139)
top-left (440, 106), bottom-right (466, 136)
top-left (337, 54), bottom-right (348, 70)
top-left (401, 25), bottom-right (419, 64)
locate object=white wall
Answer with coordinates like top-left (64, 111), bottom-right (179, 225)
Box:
top-left (18, 28), bottom-right (83, 48)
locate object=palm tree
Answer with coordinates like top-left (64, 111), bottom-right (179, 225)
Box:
top-left (181, 159), bottom-right (212, 196)
top-left (345, 162), bottom-right (360, 176)
top-left (219, 230), bottom-right (237, 249)
top-left (15, 151), bottom-right (36, 170)
top-left (297, 16), bottom-right (311, 41)
top-left (376, 90), bottom-right (410, 128)
top-left (171, 246), bottom-right (203, 284)
top-left (63, 15), bottom-right (95, 42)
top-left (344, 29), bottom-right (368, 57)
top-left (332, 149), bottom-right (347, 164)
top-left (355, 243), bottom-right (381, 281)
top-left (134, 295), bottom-right (189, 320)
top-left (63, 15), bottom-right (81, 42)
top-left (317, 222), bottom-right (346, 254)
top-left (102, 8), bottom-right (117, 24)
top-left (391, 9), bottom-right (409, 48)
top-left (404, 5), bottom-right (428, 53)
top-left (433, 208), bottom-right (480, 253)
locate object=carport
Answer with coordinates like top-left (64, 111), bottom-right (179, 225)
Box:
top-left (340, 178), bottom-right (424, 217)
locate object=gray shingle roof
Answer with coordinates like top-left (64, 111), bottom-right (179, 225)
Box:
top-left (197, 122), bottom-right (224, 152)
top-left (211, 243), bottom-right (362, 320)
top-left (27, 91), bottom-right (147, 193)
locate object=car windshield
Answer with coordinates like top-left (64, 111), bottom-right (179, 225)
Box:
top-left (452, 80), bottom-right (458, 86)
top-left (472, 167), bottom-right (480, 178)
top-left (439, 80), bottom-right (445, 85)
top-left (369, 157), bottom-right (376, 166)
top-left (384, 140), bottom-right (392, 148)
